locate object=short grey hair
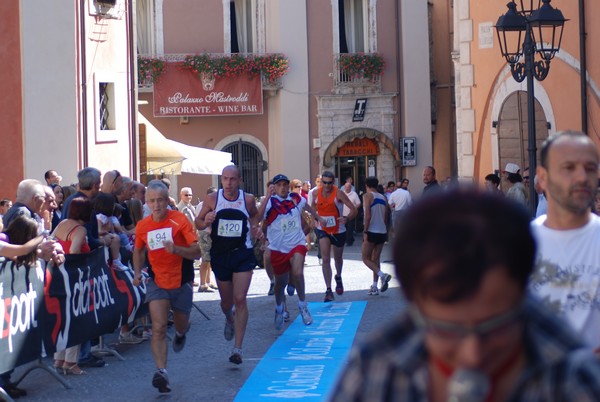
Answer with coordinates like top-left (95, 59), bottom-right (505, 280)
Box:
top-left (147, 180), bottom-right (169, 198)
top-left (78, 167), bottom-right (102, 191)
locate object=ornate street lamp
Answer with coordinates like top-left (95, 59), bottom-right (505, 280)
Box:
top-left (495, 0), bottom-right (566, 216)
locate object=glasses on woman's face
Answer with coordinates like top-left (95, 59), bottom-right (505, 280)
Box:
top-left (294, 185), bottom-right (302, 188)
top-left (409, 304), bottom-right (522, 343)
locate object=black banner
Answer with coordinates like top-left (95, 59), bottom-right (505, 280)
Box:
top-left (0, 259), bottom-right (45, 374)
top-left (42, 248), bottom-right (145, 355)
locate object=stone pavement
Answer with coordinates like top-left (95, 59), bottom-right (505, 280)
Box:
top-left (11, 237), bottom-right (407, 402)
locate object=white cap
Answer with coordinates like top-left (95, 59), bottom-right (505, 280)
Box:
top-left (504, 163), bottom-right (520, 174)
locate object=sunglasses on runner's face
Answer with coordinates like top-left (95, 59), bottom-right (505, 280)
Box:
top-left (321, 180), bottom-right (333, 185)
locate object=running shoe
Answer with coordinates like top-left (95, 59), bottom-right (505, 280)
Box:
top-left (229, 348), bottom-right (243, 365)
top-left (268, 283), bottom-right (275, 296)
top-left (334, 275), bottom-right (344, 295)
top-left (324, 289), bottom-right (335, 302)
top-left (274, 309), bottom-right (284, 330)
top-left (380, 273), bottom-right (393, 292)
top-left (286, 284), bottom-right (296, 296)
top-left (172, 322), bottom-right (190, 353)
top-left (300, 306), bottom-right (313, 325)
top-left (152, 369), bottom-right (171, 393)
top-left (224, 314), bottom-right (235, 341)
top-left (368, 285), bottom-right (379, 296)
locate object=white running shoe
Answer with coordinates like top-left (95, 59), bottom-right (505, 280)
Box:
top-left (368, 285), bottom-right (379, 296)
top-left (300, 306), bottom-right (313, 325)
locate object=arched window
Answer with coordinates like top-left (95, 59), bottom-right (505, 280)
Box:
top-left (222, 140), bottom-right (265, 196)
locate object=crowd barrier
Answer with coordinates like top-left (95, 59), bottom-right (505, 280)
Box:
top-left (0, 247), bottom-right (145, 375)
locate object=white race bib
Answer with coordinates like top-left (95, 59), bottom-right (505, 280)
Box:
top-left (280, 217), bottom-right (298, 234)
top-left (217, 219), bottom-right (243, 237)
top-left (322, 216), bottom-right (336, 228)
top-left (147, 227), bottom-right (173, 251)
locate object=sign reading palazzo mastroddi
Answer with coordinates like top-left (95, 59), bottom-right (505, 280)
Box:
top-left (153, 63), bottom-right (263, 117)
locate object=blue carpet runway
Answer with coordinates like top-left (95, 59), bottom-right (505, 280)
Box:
top-left (234, 301), bottom-right (366, 401)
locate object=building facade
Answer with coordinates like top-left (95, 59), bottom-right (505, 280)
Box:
top-left (453, 0), bottom-right (599, 183)
top-left (137, 0), bottom-right (451, 197)
top-left (0, 0), bottom-right (136, 196)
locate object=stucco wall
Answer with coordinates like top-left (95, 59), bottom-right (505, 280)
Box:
top-left (0, 0), bottom-right (24, 198)
top-left (20, 0), bottom-right (79, 185)
top-left (458, 0), bottom-right (600, 183)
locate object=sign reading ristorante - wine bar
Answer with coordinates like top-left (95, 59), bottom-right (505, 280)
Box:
top-left (153, 63), bottom-right (263, 117)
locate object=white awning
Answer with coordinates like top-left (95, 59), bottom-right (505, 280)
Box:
top-left (139, 113), bottom-right (232, 175)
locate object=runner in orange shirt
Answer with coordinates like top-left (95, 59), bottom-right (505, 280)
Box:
top-left (133, 180), bottom-right (201, 393)
top-left (310, 171), bottom-right (357, 302)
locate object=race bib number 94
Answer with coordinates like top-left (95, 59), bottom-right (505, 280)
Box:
top-left (218, 219), bottom-right (243, 237)
top-left (147, 227), bottom-right (173, 251)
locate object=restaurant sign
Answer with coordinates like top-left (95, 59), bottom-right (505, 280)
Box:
top-left (153, 63), bottom-right (263, 117)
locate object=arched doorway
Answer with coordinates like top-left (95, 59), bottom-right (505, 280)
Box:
top-left (222, 139), bottom-right (266, 196)
top-left (497, 91), bottom-right (549, 191)
top-left (322, 128), bottom-right (400, 193)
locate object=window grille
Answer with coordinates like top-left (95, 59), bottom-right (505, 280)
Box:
top-left (222, 140), bottom-right (264, 196)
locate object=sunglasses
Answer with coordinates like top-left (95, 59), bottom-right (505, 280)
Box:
top-left (112, 170), bottom-right (121, 185)
top-left (321, 180), bottom-right (333, 185)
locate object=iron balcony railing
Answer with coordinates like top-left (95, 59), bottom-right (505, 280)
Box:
top-left (332, 53), bottom-right (383, 92)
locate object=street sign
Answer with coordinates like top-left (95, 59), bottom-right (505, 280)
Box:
top-left (401, 137), bottom-right (416, 166)
top-left (352, 99), bottom-right (367, 122)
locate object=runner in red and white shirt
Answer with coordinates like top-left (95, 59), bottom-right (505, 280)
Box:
top-left (259, 174), bottom-right (323, 329)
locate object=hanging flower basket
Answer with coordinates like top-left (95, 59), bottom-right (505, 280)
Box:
top-left (181, 53), bottom-right (289, 82)
top-left (338, 53), bottom-right (385, 80)
top-left (137, 56), bottom-right (167, 84)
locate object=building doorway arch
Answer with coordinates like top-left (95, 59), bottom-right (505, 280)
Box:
top-left (496, 90), bottom-right (549, 191)
top-left (322, 128), bottom-right (399, 192)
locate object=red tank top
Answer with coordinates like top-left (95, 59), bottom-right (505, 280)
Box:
top-left (58, 224), bottom-right (91, 254)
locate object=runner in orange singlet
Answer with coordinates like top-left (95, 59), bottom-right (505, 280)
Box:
top-left (310, 171), bottom-right (357, 302)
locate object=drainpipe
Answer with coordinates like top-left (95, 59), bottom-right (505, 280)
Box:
top-left (127, 0), bottom-right (138, 178)
top-left (395, 0), bottom-right (403, 180)
top-left (79, 0), bottom-right (88, 167)
top-left (579, 0), bottom-right (588, 134)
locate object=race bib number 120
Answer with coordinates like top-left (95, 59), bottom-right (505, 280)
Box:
top-left (218, 219), bottom-right (243, 237)
top-left (147, 227), bottom-right (173, 251)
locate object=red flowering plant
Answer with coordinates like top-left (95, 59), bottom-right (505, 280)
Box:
top-left (255, 54), bottom-right (289, 82)
top-left (181, 53), bottom-right (289, 81)
top-left (137, 56), bottom-right (167, 84)
top-left (338, 53), bottom-right (385, 80)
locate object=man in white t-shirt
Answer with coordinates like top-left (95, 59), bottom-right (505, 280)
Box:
top-left (530, 130), bottom-right (600, 351)
top-left (342, 180), bottom-right (361, 246)
top-left (388, 186), bottom-right (412, 229)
